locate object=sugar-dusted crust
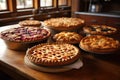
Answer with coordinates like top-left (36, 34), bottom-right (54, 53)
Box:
top-left (19, 20), bottom-right (41, 27)
top-left (83, 24), bottom-right (117, 35)
top-left (0, 27), bottom-right (51, 43)
top-left (26, 43), bottom-right (81, 67)
top-left (80, 35), bottom-right (120, 54)
top-left (53, 31), bottom-right (83, 44)
top-left (44, 17), bottom-right (85, 31)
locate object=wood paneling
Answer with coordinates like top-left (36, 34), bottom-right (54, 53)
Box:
top-left (75, 12), bottom-right (120, 27)
top-left (8, 0), bottom-right (16, 12)
top-left (76, 14), bottom-right (107, 25)
top-left (34, 0), bottom-right (40, 9)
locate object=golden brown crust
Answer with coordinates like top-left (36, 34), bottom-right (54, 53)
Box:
top-left (80, 35), bottom-right (120, 54)
top-left (26, 43), bottom-right (80, 66)
top-left (83, 24), bottom-right (117, 36)
top-left (19, 20), bottom-right (41, 27)
top-left (44, 17), bottom-right (84, 31)
top-left (53, 31), bottom-right (83, 44)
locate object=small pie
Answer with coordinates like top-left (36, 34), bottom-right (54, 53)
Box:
top-left (80, 35), bottom-right (120, 54)
top-left (19, 20), bottom-right (41, 27)
top-left (26, 43), bottom-right (80, 66)
top-left (53, 32), bottom-right (83, 44)
top-left (44, 17), bottom-right (84, 31)
top-left (83, 24), bottom-right (117, 35)
top-left (0, 27), bottom-right (51, 42)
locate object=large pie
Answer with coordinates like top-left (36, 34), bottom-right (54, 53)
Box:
top-left (44, 17), bottom-right (85, 31)
top-left (0, 27), bottom-right (51, 50)
top-left (80, 35), bottom-right (120, 54)
top-left (53, 31), bottom-right (83, 44)
top-left (26, 43), bottom-right (80, 66)
top-left (0, 27), bottom-right (51, 42)
top-left (83, 24), bottom-right (117, 36)
top-left (19, 20), bottom-right (41, 27)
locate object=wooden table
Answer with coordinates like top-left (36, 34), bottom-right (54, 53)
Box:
top-left (0, 25), bottom-right (120, 80)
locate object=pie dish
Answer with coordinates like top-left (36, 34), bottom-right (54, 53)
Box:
top-left (80, 35), bottom-right (120, 54)
top-left (44, 17), bottom-right (85, 31)
top-left (0, 27), bottom-right (51, 50)
top-left (83, 24), bottom-right (117, 36)
top-left (26, 43), bottom-right (81, 67)
top-left (19, 20), bottom-right (41, 27)
top-left (52, 31), bottom-right (83, 44)
top-left (24, 55), bottom-right (83, 72)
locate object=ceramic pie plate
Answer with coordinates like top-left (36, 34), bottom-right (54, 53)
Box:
top-left (24, 56), bottom-right (83, 73)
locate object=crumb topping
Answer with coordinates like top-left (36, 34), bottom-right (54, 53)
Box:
top-left (19, 20), bottom-right (41, 26)
top-left (44, 17), bottom-right (84, 28)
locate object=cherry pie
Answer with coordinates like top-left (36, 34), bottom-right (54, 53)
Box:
top-left (26, 43), bottom-right (80, 66)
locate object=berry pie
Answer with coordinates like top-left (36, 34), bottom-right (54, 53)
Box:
top-left (0, 27), bottom-right (51, 42)
top-left (83, 24), bottom-right (117, 36)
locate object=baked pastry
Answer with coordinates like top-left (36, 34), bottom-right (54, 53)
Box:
top-left (53, 32), bottom-right (83, 44)
top-left (44, 17), bottom-right (84, 31)
top-left (19, 20), bottom-right (41, 27)
top-left (0, 27), bottom-right (50, 42)
top-left (0, 27), bottom-right (51, 50)
top-left (80, 35), bottom-right (120, 54)
top-left (26, 43), bottom-right (80, 66)
top-left (83, 24), bottom-right (117, 36)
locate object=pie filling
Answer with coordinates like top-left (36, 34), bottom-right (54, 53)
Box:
top-left (0, 27), bottom-right (50, 42)
top-left (53, 32), bottom-right (83, 44)
top-left (84, 25), bottom-right (117, 35)
top-left (81, 35), bottom-right (120, 49)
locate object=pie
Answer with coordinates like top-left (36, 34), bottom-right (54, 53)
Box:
top-left (83, 24), bottom-right (117, 35)
top-left (0, 27), bottom-right (51, 42)
top-left (26, 43), bottom-right (80, 66)
top-left (53, 32), bottom-right (83, 44)
top-left (19, 20), bottom-right (41, 27)
top-left (44, 17), bottom-right (85, 31)
top-left (80, 35), bottom-right (120, 54)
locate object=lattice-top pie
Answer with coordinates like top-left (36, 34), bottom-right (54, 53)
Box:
top-left (19, 20), bottom-right (41, 27)
top-left (44, 17), bottom-right (84, 31)
top-left (53, 32), bottom-right (83, 44)
top-left (26, 43), bottom-right (80, 66)
top-left (83, 24), bottom-right (117, 35)
top-left (80, 35), bottom-right (120, 54)
top-left (0, 27), bottom-right (51, 42)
